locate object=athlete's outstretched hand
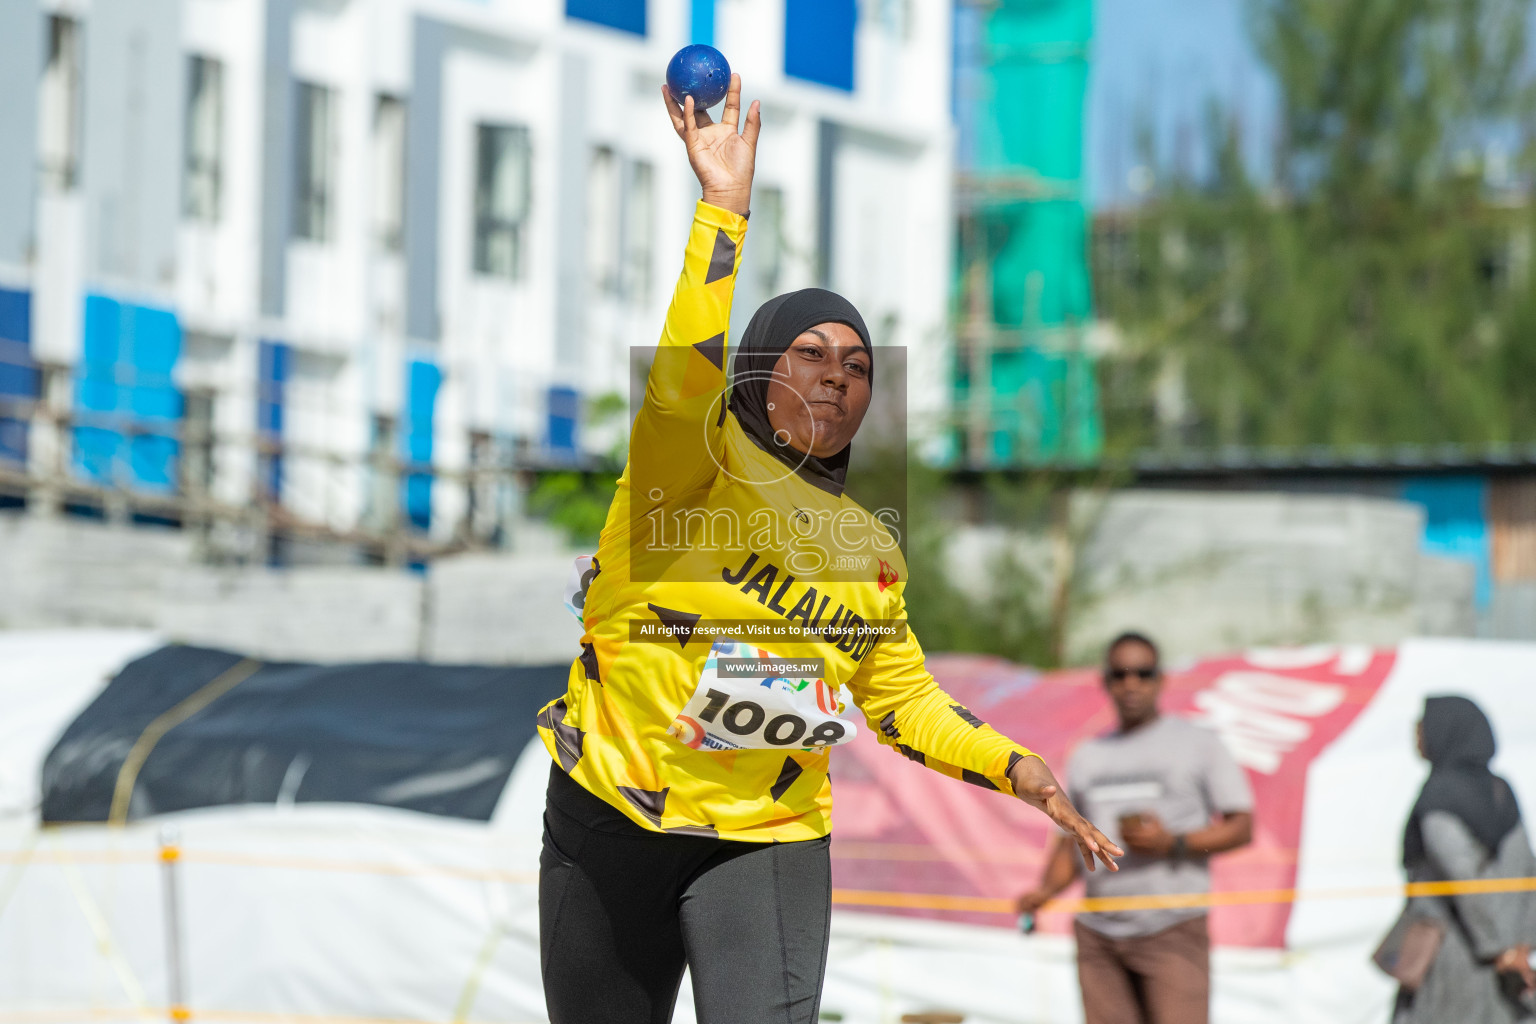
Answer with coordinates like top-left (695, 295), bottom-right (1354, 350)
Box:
top-left (663, 73), bottom-right (759, 217)
top-left (1008, 755), bottom-right (1123, 872)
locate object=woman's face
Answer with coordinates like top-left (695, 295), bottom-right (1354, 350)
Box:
top-left (764, 322), bottom-right (872, 458)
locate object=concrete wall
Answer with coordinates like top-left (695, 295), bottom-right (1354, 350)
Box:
top-left (1487, 581), bottom-right (1536, 641)
top-left (0, 489), bottom-right (1481, 668)
top-left (423, 550), bottom-right (583, 664)
top-left (0, 514), bottom-right (578, 664)
top-left (1068, 491), bottom-right (1472, 662)
top-left (156, 566), bottom-right (424, 662)
top-left (942, 490), bottom-right (1477, 664)
top-left (0, 515), bottom-right (195, 628)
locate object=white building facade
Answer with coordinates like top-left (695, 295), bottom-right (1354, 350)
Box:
top-left (0, 0), bottom-right (954, 559)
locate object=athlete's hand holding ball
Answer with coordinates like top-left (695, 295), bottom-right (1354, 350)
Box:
top-left (662, 71), bottom-right (759, 218)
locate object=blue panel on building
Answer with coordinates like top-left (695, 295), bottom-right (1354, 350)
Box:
top-left (126, 305), bottom-right (181, 490)
top-left (258, 340), bottom-right (290, 501)
top-left (691, 0), bottom-right (715, 44)
top-left (74, 295), bottom-right (182, 492)
top-left (0, 287), bottom-right (35, 466)
top-left (547, 385), bottom-right (579, 463)
top-left (1401, 476), bottom-right (1491, 609)
top-left (785, 0), bottom-right (856, 92)
top-left (403, 359), bottom-right (441, 531)
top-left (0, 288), bottom-right (29, 346)
top-left (75, 295), bottom-right (122, 484)
top-left (567, 0), bottom-right (646, 36)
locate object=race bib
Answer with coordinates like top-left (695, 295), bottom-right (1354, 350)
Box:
top-left (668, 637), bottom-right (859, 752)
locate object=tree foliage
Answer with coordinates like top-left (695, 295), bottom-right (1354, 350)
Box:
top-left (1095, 0), bottom-right (1536, 453)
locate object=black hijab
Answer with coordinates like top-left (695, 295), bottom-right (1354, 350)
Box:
top-left (1403, 695), bottom-right (1523, 867)
top-left (727, 288), bottom-right (872, 497)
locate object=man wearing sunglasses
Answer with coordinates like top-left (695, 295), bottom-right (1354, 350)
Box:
top-left (1014, 631), bottom-right (1254, 1024)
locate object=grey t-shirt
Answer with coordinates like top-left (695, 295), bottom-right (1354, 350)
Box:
top-left (1066, 714), bottom-right (1254, 938)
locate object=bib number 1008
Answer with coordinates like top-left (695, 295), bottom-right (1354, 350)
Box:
top-left (696, 688), bottom-right (848, 747)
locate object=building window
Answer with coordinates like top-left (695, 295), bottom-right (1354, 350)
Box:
top-left (474, 124), bottom-right (531, 279)
top-left (256, 340), bottom-right (289, 502)
top-left (181, 388), bottom-right (216, 495)
top-left (588, 151), bottom-right (653, 304)
top-left (39, 15), bottom-right (81, 191)
top-left (566, 0), bottom-right (646, 36)
top-left (402, 360), bottom-right (440, 531)
top-left (547, 385), bottom-right (580, 463)
top-left (876, 0), bottom-right (912, 41)
top-left (754, 187), bottom-right (785, 296)
top-left (623, 160), bottom-right (655, 303)
top-left (785, 0), bottom-right (856, 92)
top-left (362, 413), bottom-right (397, 532)
top-left (586, 146), bottom-right (621, 295)
top-left (372, 95), bottom-right (406, 252)
top-left (184, 56), bottom-right (224, 222)
top-left (464, 429), bottom-right (507, 545)
top-left (293, 82), bottom-right (336, 243)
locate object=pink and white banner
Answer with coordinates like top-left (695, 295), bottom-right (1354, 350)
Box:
top-left (830, 645), bottom-right (1396, 947)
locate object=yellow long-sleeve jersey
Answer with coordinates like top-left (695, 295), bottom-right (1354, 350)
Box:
top-left (536, 200), bottom-right (1038, 842)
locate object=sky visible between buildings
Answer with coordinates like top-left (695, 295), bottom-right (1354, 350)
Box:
top-left (1085, 0), bottom-right (1277, 210)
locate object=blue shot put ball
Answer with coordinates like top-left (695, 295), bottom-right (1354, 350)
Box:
top-left (666, 44), bottom-right (731, 110)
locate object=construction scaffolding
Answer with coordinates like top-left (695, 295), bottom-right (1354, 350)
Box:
top-left (953, 0), bottom-right (1103, 468)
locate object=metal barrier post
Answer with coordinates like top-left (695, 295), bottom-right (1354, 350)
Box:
top-left (159, 826), bottom-right (190, 1022)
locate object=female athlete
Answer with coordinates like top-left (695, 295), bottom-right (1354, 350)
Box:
top-left (537, 73), bottom-right (1122, 1024)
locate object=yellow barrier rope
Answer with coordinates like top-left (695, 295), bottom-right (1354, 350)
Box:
top-left (0, 1009), bottom-right (540, 1024)
top-left (9, 844), bottom-right (1536, 915)
top-left (108, 658), bottom-right (263, 826)
top-left (832, 876), bottom-right (1536, 915)
top-left (2, 848), bottom-right (538, 885)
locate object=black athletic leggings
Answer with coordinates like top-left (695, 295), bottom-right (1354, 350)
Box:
top-left (539, 765), bottom-right (832, 1024)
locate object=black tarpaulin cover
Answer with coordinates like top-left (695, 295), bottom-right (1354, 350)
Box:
top-left (41, 644), bottom-right (570, 824)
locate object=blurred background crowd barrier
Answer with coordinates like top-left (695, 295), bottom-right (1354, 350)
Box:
top-left (3, 634), bottom-right (1533, 1024)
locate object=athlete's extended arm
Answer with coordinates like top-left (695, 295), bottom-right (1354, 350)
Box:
top-left (628, 77), bottom-right (761, 504)
top-left (846, 592), bottom-right (1121, 872)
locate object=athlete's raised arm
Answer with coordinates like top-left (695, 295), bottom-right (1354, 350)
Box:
top-left (627, 76), bottom-right (761, 508)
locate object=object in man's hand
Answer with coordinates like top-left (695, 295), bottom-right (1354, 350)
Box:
top-left (1017, 913), bottom-right (1036, 935)
top-left (1118, 812), bottom-right (1146, 835)
top-left (666, 44), bottom-right (731, 109)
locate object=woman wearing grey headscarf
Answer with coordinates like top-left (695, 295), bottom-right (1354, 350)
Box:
top-left (1383, 696), bottom-right (1536, 1023)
